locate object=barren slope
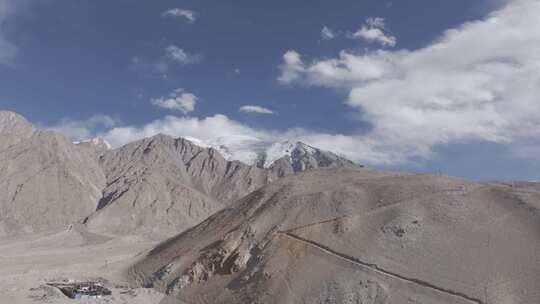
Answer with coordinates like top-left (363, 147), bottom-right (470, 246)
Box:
top-left (84, 134), bottom-right (273, 237)
top-left (0, 112), bottom-right (105, 236)
top-left (130, 167), bottom-right (540, 304)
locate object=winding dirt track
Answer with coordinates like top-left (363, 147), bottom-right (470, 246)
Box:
top-left (279, 231), bottom-right (484, 304)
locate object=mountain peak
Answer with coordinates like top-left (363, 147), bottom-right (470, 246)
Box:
top-left (251, 139), bottom-right (357, 177)
top-left (0, 110), bottom-right (25, 120)
top-left (262, 140), bottom-right (301, 168)
top-left (0, 111), bottom-right (34, 134)
top-left (136, 135), bottom-right (358, 175)
top-left (0, 111), bottom-right (35, 150)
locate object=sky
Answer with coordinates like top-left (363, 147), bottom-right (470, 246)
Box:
top-left (1, 0), bottom-right (540, 181)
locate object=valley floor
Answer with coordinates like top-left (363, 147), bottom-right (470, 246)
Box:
top-left (0, 228), bottom-right (165, 304)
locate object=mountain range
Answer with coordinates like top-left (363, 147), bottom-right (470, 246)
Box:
top-left (0, 111), bottom-right (356, 238)
top-left (2, 110), bottom-right (540, 303)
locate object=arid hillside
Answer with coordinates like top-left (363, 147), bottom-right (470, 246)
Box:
top-left (131, 167), bottom-right (540, 304)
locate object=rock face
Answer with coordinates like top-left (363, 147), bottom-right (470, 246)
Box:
top-left (83, 135), bottom-right (273, 237)
top-left (0, 112), bottom-right (105, 236)
top-left (130, 167), bottom-right (540, 304)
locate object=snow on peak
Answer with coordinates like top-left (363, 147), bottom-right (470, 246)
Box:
top-left (181, 135), bottom-right (265, 165)
top-left (262, 141), bottom-right (319, 168)
top-left (175, 135), bottom-right (347, 169)
top-left (183, 136), bottom-right (211, 148)
top-left (91, 137), bottom-right (112, 149)
top-left (74, 137), bottom-right (112, 150)
top-left (263, 141), bottom-right (296, 168)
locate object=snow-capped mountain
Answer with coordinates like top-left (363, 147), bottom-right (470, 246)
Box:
top-left (74, 137), bottom-right (112, 154)
top-left (202, 135), bottom-right (267, 166)
top-left (0, 110), bottom-right (355, 237)
top-left (180, 137), bottom-right (357, 176)
top-left (262, 141), bottom-right (357, 177)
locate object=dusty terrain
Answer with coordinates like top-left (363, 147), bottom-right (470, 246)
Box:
top-left (2, 168), bottom-right (540, 304)
top-left (0, 226), bottom-right (163, 304)
top-left (131, 167), bottom-right (540, 304)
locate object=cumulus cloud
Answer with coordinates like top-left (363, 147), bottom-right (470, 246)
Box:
top-left (165, 45), bottom-right (203, 64)
top-left (151, 88), bottom-right (198, 113)
top-left (130, 46), bottom-right (202, 77)
top-left (162, 8), bottom-right (196, 23)
top-left (47, 111), bottom-right (399, 165)
top-left (278, 50), bottom-right (305, 84)
top-left (47, 0), bottom-right (540, 167)
top-left (239, 105), bottom-right (275, 114)
top-left (93, 114), bottom-right (385, 164)
top-left (321, 26), bottom-right (335, 40)
top-left (278, 0), bottom-right (540, 163)
top-left (0, 0), bottom-right (19, 65)
top-left (278, 49), bottom-right (390, 87)
top-left (100, 115), bottom-right (265, 150)
top-left (351, 17), bottom-right (396, 47)
top-left (46, 114), bottom-right (119, 141)
top-left (0, 0), bottom-right (47, 66)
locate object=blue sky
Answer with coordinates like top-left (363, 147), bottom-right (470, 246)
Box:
top-left (2, 0), bottom-right (540, 181)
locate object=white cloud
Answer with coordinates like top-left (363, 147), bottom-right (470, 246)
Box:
top-left (151, 88), bottom-right (198, 113)
top-left (278, 50), bottom-right (305, 84)
top-left (46, 115), bottom-right (118, 141)
top-left (239, 105), bottom-right (275, 115)
top-left (321, 26), bottom-right (335, 40)
top-left (278, 0), bottom-right (540, 163)
top-left (351, 17), bottom-right (396, 47)
top-left (95, 114), bottom-right (385, 164)
top-left (165, 45), bottom-right (203, 64)
top-left (130, 56), bottom-right (168, 75)
top-left (0, 0), bottom-right (48, 66)
top-left (162, 8), bottom-right (196, 23)
top-left (130, 46), bottom-right (202, 77)
top-left (278, 49), bottom-right (390, 87)
top-left (101, 115), bottom-right (266, 150)
top-left (47, 112), bottom-right (398, 165)
top-left (0, 37), bottom-right (15, 64)
top-left (0, 0), bottom-right (19, 65)
top-left (45, 0), bottom-right (540, 167)
top-left (365, 17), bottom-right (386, 29)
